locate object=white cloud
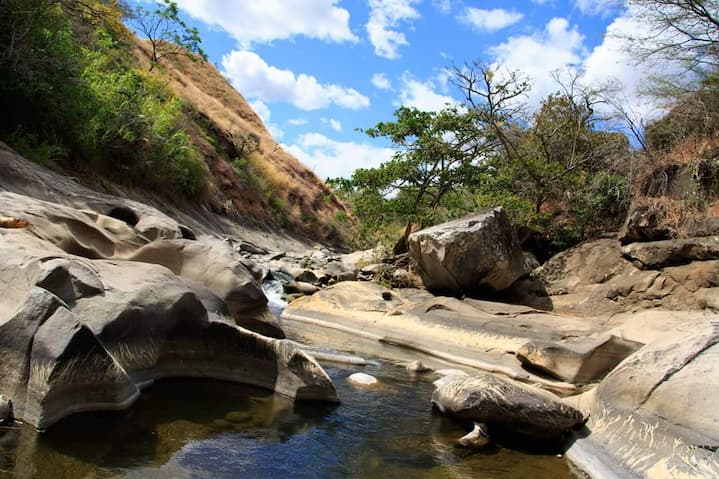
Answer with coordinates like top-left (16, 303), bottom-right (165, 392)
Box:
top-left (284, 133), bottom-right (395, 179)
top-left (249, 100), bottom-right (284, 139)
top-left (174, 0), bottom-right (357, 47)
top-left (397, 73), bottom-right (458, 111)
top-left (222, 50), bottom-right (370, 111)
top-left (371, 73), bottom-right (392, 90)
top-left (489, 17), bottom-right (586, 107)
top-left (581, 5), bottom-right (680, 122)
top-left (459, 8), bottom-right (524, 33)
top-left (288, 118), bottom-right (309, 126)
top-left (366, 0), bottom-right (421, 59)
top-left (321, 117), bottom-right (343, 131)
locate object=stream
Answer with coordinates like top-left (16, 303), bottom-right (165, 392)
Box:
top-left (0, 283), bottom-right (580, 478)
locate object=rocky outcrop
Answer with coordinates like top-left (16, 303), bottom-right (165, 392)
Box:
top-left (567, 318), bottom-right (719, 479)
top-left (621, 236), bottom-right (719, 269)
top-left (432, 374), bottom-right (585, 439)
top-left (0, 196), bottom-right (338, 429)
top-left (0, 394), bottom-right (13, 425)
top-left (513, 236), bottom-right (719, 314)
top-left (408, 208), bottom-right (525, 294)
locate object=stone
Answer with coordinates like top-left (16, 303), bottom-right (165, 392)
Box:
top-left (457, 422), bottom-right (490, 448)
top-left (284, 281), bottom-right (320, 296)
top-left (295, 270), bottom-right (319, 284)
top-left (516, 335), bottom-right (643, 384)
top-left (347, 372), bottom-right (378, 386)
top-left (436, 369), bottom-right (468, 377)
top-left (567, 317), bottom-right (719, 479)
top-left (0, 219), bottom-right (338, 429)
top-left (621, 236), bottom-right (719, 269)
top-left (619, 204), bottom-right (671, 244)
top-left (408, 208), bottom-right (524, 294)
top-left (432, 374), bottom-right (585, 439)
top-left (406, 360), bottom-right (432, 373)
top-left (0, 394), bottom-right (13, 425)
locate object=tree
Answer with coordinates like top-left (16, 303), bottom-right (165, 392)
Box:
top-left (129, 0), bottom-right (206, 71)
top-left (336, 106), bottom-right (489, 248)
top-left (624, 0), bottom-right (719, 74)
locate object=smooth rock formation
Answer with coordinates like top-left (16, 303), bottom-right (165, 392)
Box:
top-left (347, 372), bottom-right (378, 386)
top-left (457, 422), bottom-right (491, 448)
top-left (516, 335), bottom-right (643, 384)
top-left (0, 209), bottom-right (338, 429)
top-left (408, 208), bottom-right (524, 294)
top-left (432, 373), bottom-right (585, 439)
top-left (567, 317), bottom-right (719, 479)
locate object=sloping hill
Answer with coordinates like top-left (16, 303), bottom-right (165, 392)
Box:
top-left (132, 40), bottom-right (348, 245)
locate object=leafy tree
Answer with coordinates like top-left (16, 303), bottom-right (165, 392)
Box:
top-left (129, 0), bottom-right (206, 71)
top-left (334, 106), bottom-right (488, 248)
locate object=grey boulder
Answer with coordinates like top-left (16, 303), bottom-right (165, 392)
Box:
top-left (408, 208), bottom-right (524, 294)
top-left (431, 373), bottom-right (585, 439)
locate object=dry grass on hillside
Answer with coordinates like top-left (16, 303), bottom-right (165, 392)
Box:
top-left (133, 41), bottom-right (349, 243)
top-left (631, 132), bottom-right (719, 237)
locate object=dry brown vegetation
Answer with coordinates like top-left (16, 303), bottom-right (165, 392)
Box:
top-left (133, 40), bottom-right (349, 244)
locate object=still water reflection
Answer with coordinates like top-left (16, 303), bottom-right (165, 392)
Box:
top-left (0, 357), bottom-right (577, 479)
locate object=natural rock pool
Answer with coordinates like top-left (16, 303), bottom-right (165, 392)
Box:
top-left (0, 290), bottom-right (580, 478)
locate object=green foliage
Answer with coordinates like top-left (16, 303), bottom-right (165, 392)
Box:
top-left (0, 0), bottom-right (206, 198)
top-left (130, 0), bottom-right (207, 71)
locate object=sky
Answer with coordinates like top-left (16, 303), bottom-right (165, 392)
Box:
top-left (153, 0), bottom-right (669, 180)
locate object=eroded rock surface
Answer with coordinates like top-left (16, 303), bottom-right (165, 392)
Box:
top-left (408, 208), bottom-right (524, 294)
top-left (567, 318), bottom-right (719, 479)
top-left (432, 374), bottom-right (585, 439)
top-left (0, 197), bottom-right (338, 429)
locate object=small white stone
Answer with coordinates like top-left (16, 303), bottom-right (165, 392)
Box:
top-left (348, 372), bottom-right (378, 386)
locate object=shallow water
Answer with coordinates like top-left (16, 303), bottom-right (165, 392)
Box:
top-left (0, 289), bottom-right (579, 478)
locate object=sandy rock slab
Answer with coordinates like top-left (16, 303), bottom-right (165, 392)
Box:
top-left (567, 317), bottom-right (719, 479)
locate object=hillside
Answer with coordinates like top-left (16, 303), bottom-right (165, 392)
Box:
top-left (133, 40), bottom-right (349, 243)
top-left (0, 1), bottom-right (349, 249)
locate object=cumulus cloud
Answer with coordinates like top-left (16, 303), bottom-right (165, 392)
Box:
top-left (397, 73), bottom-right (458, 111)
top-left (249, 100), bottom-right (285, 139)
top-left (284, 133), bottom-right (395, 179)
top-left (459, 8), bottom-right (524, 33)
top-left (366, 0), bottom-right (421, 59)
top-left (288, 118), bottom-right (309, 126)
top-left (222, 50), bottom-right (370, 111)
top-left (581, 5), bottom-right (682, 121)
top-left (432, 0), bottom-right (453, 14)
top-left (371, 73), bottom-right (392, 90)
top-left (174, 0), bottom-right (357, 47)
top-left (489, 17), bottom-right (586, 107)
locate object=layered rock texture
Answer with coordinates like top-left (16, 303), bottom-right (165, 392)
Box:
top-left (0, 188), bottom-right (338, 430)
top-left (432, 374), bottom-right (585, 439)
top-left (408, 208), bottom-right (524, 294)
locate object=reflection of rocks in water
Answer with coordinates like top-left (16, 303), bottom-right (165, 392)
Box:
top-left (0, 379), bottom-right (335, 479)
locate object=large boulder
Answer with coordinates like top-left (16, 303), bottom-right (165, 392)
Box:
top-left (408, 208), bottom-right (524, 294)
top-left (0, 217), bottom-right (338, 430)
top-left (431, 373), bottom-right (585, 439)
top-left (567, 317), bottom-right (719, 479)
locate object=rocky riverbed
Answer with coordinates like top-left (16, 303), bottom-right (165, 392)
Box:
top-left (2, 141), bottom-right (719, 478)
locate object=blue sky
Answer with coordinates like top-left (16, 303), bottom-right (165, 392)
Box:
top-left (160, 1), bottom-right (664, 180)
